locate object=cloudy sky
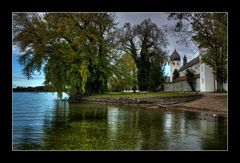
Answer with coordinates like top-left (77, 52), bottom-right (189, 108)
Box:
top-left (13, 12), bottom-right (199, 88)
top-left (114, 12), bottom-right (199, 57)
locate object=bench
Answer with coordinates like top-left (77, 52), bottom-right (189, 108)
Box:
top-left (137, 91), bottom-right (148, 94)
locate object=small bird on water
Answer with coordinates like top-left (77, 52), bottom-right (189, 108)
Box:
top-left (200, 112), bottom-right (207, 120)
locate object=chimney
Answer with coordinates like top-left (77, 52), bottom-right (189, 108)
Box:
top-left (183, 55), bottom-right (187, 65)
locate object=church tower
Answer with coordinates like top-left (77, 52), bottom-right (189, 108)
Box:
top-left (170, 49), bottom-right (181, 82)
top-left (183, 55), bottom-right (187, 65)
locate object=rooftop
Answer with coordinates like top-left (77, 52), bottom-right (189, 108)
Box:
top-left (172, 74), bottom-right (200, 83)
top-left (179, 56), bottom-right (199, 72)
top-left (170, 49), bottom-right (181, 61)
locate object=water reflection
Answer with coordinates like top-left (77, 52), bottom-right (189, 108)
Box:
top-left (13, 93), bottom-right (227, 150)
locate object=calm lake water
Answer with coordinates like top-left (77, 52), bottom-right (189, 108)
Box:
top-left (13, 92), bottom-right (227, 150)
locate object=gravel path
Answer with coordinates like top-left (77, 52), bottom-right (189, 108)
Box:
top-left (176, 93), bottom-right (227, 116)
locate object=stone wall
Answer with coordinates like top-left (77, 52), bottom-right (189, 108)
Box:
top-left (164, 78), bottom-right (200, 92)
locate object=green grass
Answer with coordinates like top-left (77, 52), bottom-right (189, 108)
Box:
top-left (87, 91), bottom-right (199, 99)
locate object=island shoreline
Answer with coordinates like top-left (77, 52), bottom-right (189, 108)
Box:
top-left (69, 93), bottom-right (227, 117)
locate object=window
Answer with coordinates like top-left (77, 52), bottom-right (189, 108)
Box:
top-left (173, 62), bottom-right (175, 66)
top-left (202, 78), bottom-right (204, 84)
top-left (201, 65), bottom-right (203, 72)
top-left (177, 62), bottom-right (179, 66)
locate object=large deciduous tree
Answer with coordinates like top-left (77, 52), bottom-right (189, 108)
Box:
top-left (185, 69), bottom-right (195, 92)
top-left (118, 19), bottom-right (168, 91)
top-left (168, 13), bottom-right (227, 92)
top-left (109, 52), bottom-right (138, 92)
top-left (13, 13), bottom-right (117, 98)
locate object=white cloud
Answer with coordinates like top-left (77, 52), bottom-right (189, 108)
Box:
top-left (12, 45), bottom-right (23, 56)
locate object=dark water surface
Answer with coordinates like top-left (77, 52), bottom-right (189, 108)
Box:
top-left (13, 92), bottom-right (227, 150)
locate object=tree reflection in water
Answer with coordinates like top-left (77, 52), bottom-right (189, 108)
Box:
top-left (13, 94), bottom-right (227, 150)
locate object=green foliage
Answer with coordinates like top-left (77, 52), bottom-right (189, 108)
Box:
top-left (149, 52), bottom-right (167, 90)
top-left (168, 13), bottom-right (227, 92)
top-left (13, 13), bottom-right (117, 98)
top-left (172, 69), bottom-right (179, 81)
top-left (80, 61), bottom-right (90, 94)
top-left (118, 19), bottom-right (168, 91)
top-left (109, 52), bottom-right (138, 92)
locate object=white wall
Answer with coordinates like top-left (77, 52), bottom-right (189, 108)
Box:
top-left (192, 64), bottom-right (200, 74)
top-left (195, 78), bottom-right (200, 91)
top-left (170, 60), bottom-right (181, 82)
top-left (179, 71), bottom-right (184, 77)
top-left (200, 63), bottom-right (215, 92)
top-left (223, 82), bottom-right (228, 91)
top-left (179, 64), bottom-right (200, 77)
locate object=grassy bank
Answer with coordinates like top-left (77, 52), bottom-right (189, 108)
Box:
top-left (87, 91), bottom-right (199, 99)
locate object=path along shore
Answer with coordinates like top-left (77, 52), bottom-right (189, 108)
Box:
top-left (134, 93), bottom-right (227, 117)
top-left (175, 93), bottom-right (227, 117)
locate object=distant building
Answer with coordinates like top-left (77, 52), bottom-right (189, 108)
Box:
top-left (165, 49), bottom-right (227, 92)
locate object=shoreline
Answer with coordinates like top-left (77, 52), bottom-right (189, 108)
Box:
top-left (78, 101), bottom-right (227, 118)
top-left (74, 93), bottom-right (227, 117)
top-left (80, 94), bottom-right (202, 105)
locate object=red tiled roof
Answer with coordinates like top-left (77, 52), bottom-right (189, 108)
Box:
top-left (172, 74), bottom-right (200, 83)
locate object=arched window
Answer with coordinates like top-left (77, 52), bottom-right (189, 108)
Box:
top-left (173, 62), bottom-right (175, 66)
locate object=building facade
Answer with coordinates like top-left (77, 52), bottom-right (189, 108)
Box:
top-left (165, 49), bottom-right (227, 92)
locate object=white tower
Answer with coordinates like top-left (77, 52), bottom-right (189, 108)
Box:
top-left (170, 49), bottom-right (181, 82)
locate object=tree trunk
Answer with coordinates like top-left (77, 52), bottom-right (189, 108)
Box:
top-left (216, 67), bottom-right (225, 92)
top-left (189, 82), bottom-right (196, 92)
top-left (137, 64), bottom-right (150, 91)
top-left (68, 93), bottom-right (82, 103)
top-left (217, 81), bottom-right (224, 92)
top-left (137, 69), bottom-right (144, 91)
top-left (216, 77), bottom-right (224, 92)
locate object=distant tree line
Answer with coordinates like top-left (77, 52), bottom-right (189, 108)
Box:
top-left (13, 86), bottom-right (54, 92)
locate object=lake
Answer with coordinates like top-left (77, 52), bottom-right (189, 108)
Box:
top-left (13, 92), bottom-right (227, 150)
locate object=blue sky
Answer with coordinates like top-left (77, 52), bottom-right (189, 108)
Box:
top-left (12, 12), bottom-right (199, 88)
top-left (12, 46), bottom-right (45, 88)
